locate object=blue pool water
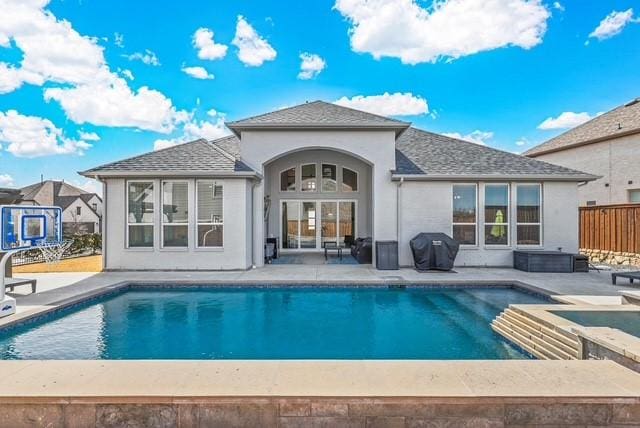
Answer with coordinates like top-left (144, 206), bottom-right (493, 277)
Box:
top-left (552, 310), bottom-right (640, 338)
top-left (0, 286), bottom-right (548, 360)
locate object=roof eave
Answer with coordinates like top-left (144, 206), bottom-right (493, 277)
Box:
top-left (391, 173), bottom-right (601, 182)
top-left (79, 170), bottom-right (262, 179)
top-left (526, 127), bottom-right (640, 157)
top-left (227, 123), bottom-right (411, 138)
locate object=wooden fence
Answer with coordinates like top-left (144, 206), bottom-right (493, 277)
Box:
top-left (579, 204), bottom-right (640, 254)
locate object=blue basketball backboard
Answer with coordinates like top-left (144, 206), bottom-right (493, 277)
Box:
top-left (1, 205), bottom-right (62, 251)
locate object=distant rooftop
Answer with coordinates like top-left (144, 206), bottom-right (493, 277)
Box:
top-left (525, 97), bottom-right (640, 157)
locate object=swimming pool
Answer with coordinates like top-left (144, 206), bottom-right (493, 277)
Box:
top-left (552, 310), bottom-right (640, 338)
top-left (0, 285), bottom-right (548, 360)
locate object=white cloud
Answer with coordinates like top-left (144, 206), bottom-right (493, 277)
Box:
top-left (0, 110), bottom-right (91, 157)
top-left (78, 131), bottom-right (100, 141)
top-left (588, 9), bottom-right (638, 41)
top-left (193, 28), bottom-right (228, 60)
top-left (0, 0), bottom-right (186, 134)
top-left (0, 174), bottom-right (14, 187)
top-left (232, 16), bottom-right (277, 67)
top-left (298, 52), bottom-right (326, 80)
top-left (153, 110), bottom-right (230, 151)
top-left (334, 92), bottom-right (428, 116)
top-left (114, 32), bottom-right (124, 48)
top-left (334, 0), bottom-right (550, 64)
top-left (120, 68), bottom-right (134, 80)
top-left (444, 130), bottom-right (494, 145)
top-left (181, 65), bottom-right (214, 80)
top-left (552, 2), bottom-right (564, 12)
top-left (538, 111), bottom-right (593, 130)
top-left (123, 49), bottom-right (160, 66)
top-left (44, 77), bottom-right (183, 133)
top-left (72, 178), bottom-right (102, 196)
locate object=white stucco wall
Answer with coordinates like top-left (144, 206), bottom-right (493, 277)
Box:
top-left (239, 130), bottom-right (397, 266)
top-left (398, 181), bottom-right (579, 267)
top-left (533, 134), bottom-right (640, 206)
top-left (103, 177), bottom-right (252, 270)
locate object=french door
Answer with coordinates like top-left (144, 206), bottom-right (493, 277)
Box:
top-left (281, 200), bottom-right (356, 250)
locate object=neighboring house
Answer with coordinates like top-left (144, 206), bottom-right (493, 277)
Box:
top-left (0, 188), bottom-right (22, 205)
top-left (19, 180), bottom-right (102, 235)
top-left (81, 101), bottom-right (596, 270)
top-left (525, 98), bottom-right (640, 206)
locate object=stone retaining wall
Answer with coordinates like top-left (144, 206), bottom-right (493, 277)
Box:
top-left (2, 397), bottom-right (640, 427)
top-left (581, 248), bottom-right (640, 267)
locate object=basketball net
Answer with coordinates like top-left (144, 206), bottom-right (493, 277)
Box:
top-left (36, 240), bottom-right (72, 265)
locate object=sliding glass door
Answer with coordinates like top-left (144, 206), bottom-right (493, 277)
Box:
top-left (281, 200), bottom-right (356, 250)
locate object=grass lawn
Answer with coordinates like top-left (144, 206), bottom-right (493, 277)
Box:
top-left (13, 255), bottom-right (102, 273)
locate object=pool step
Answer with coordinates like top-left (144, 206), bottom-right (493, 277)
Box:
top-left (492, 308), bottom-right (580, 360)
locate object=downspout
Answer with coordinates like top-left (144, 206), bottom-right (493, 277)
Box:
top-left (396, 176), bottom-right (404, 265)
top-left (250, 179), bottom-right (259, 269)
top-left (95, 175), bottom-right (106, 271)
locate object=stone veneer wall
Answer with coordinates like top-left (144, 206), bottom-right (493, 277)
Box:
top-left (2, 397), bottom-right (640, 427)
top-left (581, 248), bottom-right (640, 267)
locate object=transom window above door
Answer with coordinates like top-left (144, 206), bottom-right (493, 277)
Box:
top-left (279, 163), bottom-right (360, 193)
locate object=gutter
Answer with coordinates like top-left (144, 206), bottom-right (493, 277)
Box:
top-left (79, 170), bottom-right (262, 179)
top-left (390, 173), bottom-right (601, 182)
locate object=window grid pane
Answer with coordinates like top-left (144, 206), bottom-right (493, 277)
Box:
top-left (197, 181), bottom-right (223, 247)
top-left (322, 164), bottom-right (337, 192)
top-left (484, 184), bottom-right (509, 246)
top-left (301, 164), bottom-right (316, 191)
top-left (127, 181), bottom-right (154, 247)
top-left (342, 168), bottom-right (358, 192)
top-left (517, 184), bottom-right (541, 245)
top-left (162, 181), bottom-right (189, 247)
top-left (280, 168), bottom-right (296, 192)
top-left (452, 184), bottom-right (477, 245)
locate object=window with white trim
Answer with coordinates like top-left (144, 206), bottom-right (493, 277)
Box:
top-left (322, 164), bottom-right (337, 192)
top-left (484, 184), bottom-right (509, 246)
top-left (162, 181), bottom-right (189, 247)
top-left (280, 167), bottom-right (296, 191)
top-left (196, 180), bottom-right (223, 247)
top-left (127, 181), bottom-right (154, 247)
top-left (342, 167), bottom-right (358, 192)
top-left (301, 164), bottom-right (316, 191)
top-left (516, 184), bottom-right (542, 246)
top-left (452, 184), bottom-right (477, 245)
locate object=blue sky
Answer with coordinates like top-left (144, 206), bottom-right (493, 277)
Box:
top-left (0, 0), bottom-right (639, 192)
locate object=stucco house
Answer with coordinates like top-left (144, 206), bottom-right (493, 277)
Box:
top-left (80, 101), bottom-right (596, 270)
top-left (525, 97), bottom-right (640, 206)
top-left (19, 180), bottom-right (102, 235)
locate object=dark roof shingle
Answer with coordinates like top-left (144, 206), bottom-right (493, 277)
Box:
top-left (81, 137), bottom-right (255, 177)
top-left (525, 98), bottom-right (640, 156)
top-left (395, 127), bottom-right (597, 180)
top-left (227, 100), bottom-right (410, 135)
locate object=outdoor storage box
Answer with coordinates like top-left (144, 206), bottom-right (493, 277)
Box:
top-left (513, 250), bottom-right (574, 273)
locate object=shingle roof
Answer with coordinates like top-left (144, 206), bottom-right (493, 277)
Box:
top-left (80, 138), bottom-right (256, 177)
top-left (525, 98), bottom-right (640, 156)
top-left (227, 100), bottom-right (410, 136)
top-left (395, 127), bottom-right (597, 180)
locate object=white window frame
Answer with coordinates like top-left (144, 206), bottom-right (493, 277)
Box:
top-left (301, 163), bottom-right (317, 192)
top-left (195, 180), bottom-right (224, 249)
top-left (341, 166), bottom-right (359, 193)
top-left (451, 183), bottom-right (478, 247)
top-left (279, 166), bottom-right (297, 192)
top-left (484, 183), bottom-right (510, 247)
top-left (125, 179), bottom-right (155, 250)
top-left (321, 163), bottom-right (338, 193)
top-left (161, 180), bottom-right (189, 249)
top-left (516, 183), bottom-right (543, 247)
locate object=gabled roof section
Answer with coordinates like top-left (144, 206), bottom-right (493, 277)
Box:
top-left (525, 98), bottom-right (640, 157)
top-left (227, 100), bottom-right (410, 137)
top-left (80, 137), bottom-right (256, 178)
top-left (395, 127), bottom-right (598, 181)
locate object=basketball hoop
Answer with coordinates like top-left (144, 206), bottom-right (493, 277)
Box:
top-left (36, 240), bottom-right (72, 265)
